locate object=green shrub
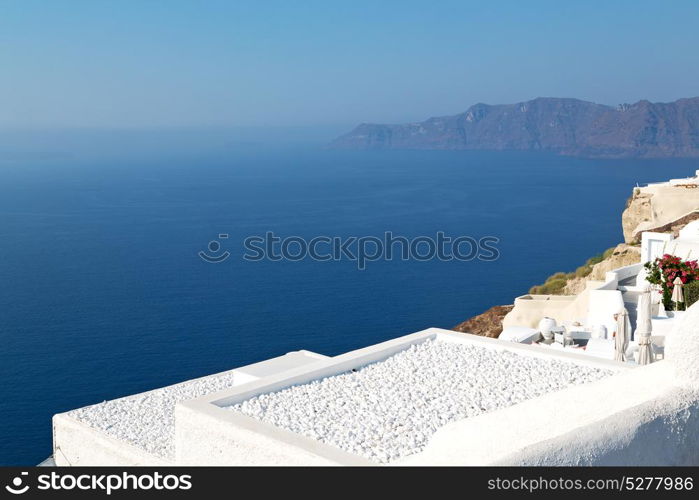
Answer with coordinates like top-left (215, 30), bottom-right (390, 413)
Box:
top-left (602, 246), bottom-right (616, 259)
top-left (586, 254), bottom-right (604, 266)
top-left (684, 280), bottom-right (699, 308)
top-left (545, 272), bottom-right (568, 283)
top-left (528, 246), bottom-right (619, 296)
top-left (543, 278), bottom-right (567, 294)
top-left (529, 278), bottom-right (567, 295)
top-left (575, 265), bottom-right (592, 278)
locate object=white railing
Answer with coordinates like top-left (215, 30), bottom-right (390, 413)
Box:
top-left (603, 263), bottom-right (642, 288)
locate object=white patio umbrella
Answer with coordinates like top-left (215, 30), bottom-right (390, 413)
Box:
top-left (672, 277), bottom-right (685, 310)
top-left (635, 286), bottom-right (654, 365)
top-left (614, 308), bottom-right (630, 362)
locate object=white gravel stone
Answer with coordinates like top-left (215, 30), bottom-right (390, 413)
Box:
top-left (228, 340), bottom-right (616, 463)
top-left (69, 371), bottom-right (239, 460)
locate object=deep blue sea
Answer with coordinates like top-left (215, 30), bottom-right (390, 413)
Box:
top-left (0, 144), bottom-right (695, 464)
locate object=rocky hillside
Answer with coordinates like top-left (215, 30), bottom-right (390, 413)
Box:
top-left (332, 97), bottom-right (699, 158)
top-left (561, 244), bottom-right (642, 295)
top-left (453, 245), bottom-right (639, 338)
top-left (453, 305), bottom-right (513, 338)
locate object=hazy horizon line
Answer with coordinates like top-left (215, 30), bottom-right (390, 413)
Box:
top-left (3, 94), bottom-right (698, 133)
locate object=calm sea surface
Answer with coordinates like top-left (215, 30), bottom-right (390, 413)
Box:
top-left (0, 146), bottom-right (695, 464)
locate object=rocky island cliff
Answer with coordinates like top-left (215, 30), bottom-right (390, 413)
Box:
top-left (332, 97), bottom-right (699, 158)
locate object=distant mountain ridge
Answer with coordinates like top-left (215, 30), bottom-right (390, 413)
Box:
top-left (330, 97), bottom-right (699, 158)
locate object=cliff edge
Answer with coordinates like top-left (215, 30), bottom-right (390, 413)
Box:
top-left (622, 180), bottom-right (699, 243)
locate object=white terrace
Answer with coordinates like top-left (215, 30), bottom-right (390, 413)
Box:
top-left (52, 315), bottom-right (699, 466)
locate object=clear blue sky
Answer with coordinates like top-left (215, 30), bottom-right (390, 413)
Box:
top-left (1, 0), bottom-right (698, 129)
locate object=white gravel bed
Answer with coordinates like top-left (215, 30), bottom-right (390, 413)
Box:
top-left (228, 340), bottom-right (616, 463)
top-left (69, 371), bottom-right (239, 460)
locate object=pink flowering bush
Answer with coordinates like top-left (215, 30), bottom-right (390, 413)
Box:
top-left (644, 254), bottom-right (699, 310)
